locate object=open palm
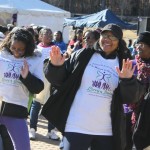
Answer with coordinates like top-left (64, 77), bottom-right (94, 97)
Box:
top-left (50, 46), bottom-right (66, 66)
top-left (20, 59), bottom-right (29, 79)
top-left (116, 59), bottom-right (136, 79)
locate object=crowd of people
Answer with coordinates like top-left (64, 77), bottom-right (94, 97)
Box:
top-left (0, 23), bottom-right (149, 150)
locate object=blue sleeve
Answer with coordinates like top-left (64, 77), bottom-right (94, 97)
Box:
top-left (61, 42), bottom-right (67, 53)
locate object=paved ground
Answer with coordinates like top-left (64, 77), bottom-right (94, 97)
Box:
top-left (28, 115), bottom-right (150, 150)
top-left (27, 115), bottom-right (62, 150)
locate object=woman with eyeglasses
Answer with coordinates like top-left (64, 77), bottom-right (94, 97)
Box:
top-left (128, 31), bottom-right (150, 150)
top-left (42, 24), bottom-right (143, 150)
top-left (0, 28), bottom-right (44, 150)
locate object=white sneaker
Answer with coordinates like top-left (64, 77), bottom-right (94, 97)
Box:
top-left (29, 128), bottom-right (36, 140)
top-left (59, 139), bottom-right (64, 149)
top-left (47, 129), bottom-right (60, 140)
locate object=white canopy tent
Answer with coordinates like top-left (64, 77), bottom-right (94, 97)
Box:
top-left (0, 0), bottom-right (71, 43)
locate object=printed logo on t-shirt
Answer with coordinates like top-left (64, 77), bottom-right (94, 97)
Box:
top-left (86, 62), bottom-right (118, 98)
top-left (0, 60), bottom-right (23, 86)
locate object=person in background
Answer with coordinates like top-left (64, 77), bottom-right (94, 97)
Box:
top-left (42, 24), bottom-right (142, 150)
top-left (127, 39), bottom-right (137, 59)
top-left (0, 26), bottom-right (9, 43)
top-left (0, 28), bottom-right (44, 150)
top-left (128, 39), bottom-right (133, 47)
top-left (37, 27), bottom-right (54, 54)
top-left (83, 30), bottom-right (100, 48)
top-left (130, 31), bottom-right (150, 150)
top-left (29, 27), bottom-right (60, 141)
top-left (128, 39), bottom-right (133, 54)
top-left (67, 29), bottom-right (83, 54)
top-left (34, 26), bottom-right (43, 45)
top-left (53, 31), bottom-right (67, 54)
top-left (25, 26), bottom-right (37, 45)
top-left (82, 30), bottom-right (92, 48)
top-left (7, 24), bottom-right (14, 33)
top-left (0, 25), bottom-right (9, 36)
top-left (131, 40), bottom-right (137, 58)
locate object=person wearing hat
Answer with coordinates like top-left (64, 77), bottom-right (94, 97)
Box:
top-left (127, 31), bottom-right (150, 150)
top-left (42, 23), bottom-right (143, 150)
top-left (136, 31), bottom-right (150, 60)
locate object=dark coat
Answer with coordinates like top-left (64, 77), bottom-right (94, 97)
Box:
top-left (42, 48), bottom-right (144, 150)
top-left (133, 86), bottom-right (150, 150)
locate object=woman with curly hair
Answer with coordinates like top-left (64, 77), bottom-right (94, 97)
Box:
top-left (0, 28), bottom-right (44, 150)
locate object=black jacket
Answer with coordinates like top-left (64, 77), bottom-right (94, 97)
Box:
top-left (42, 48), bottom-right (144, 150)
top-left (133, 86), bottom-right (150, 150)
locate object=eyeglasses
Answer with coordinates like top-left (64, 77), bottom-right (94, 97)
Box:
top-left (101, 34), bottom-right (118, 41)
top-left (135, 43), bottom-right (145, 48)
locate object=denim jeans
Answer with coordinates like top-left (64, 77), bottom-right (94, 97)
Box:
top-left (30, 100), bottom-right (55, 132)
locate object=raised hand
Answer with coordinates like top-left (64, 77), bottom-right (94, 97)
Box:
top-left (116, 59), bottom-right (136, 79)
top-left (50, 46), bottom-right (65, 66)
top-left (21, 59), bottom-right (29, 79)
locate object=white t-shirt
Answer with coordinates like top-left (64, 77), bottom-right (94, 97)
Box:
top-left (34, 44), bottom-right (52, 104)
top-left (0, 50), bottom-right (44, 107)
top-left (65, 53), bottom-right (119, 135)
top-left (37, 45), bottom-right (52, 60)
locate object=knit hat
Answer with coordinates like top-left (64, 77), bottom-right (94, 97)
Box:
top-left (101, 24), bottom-right (123, 39)
top-left (137, 31), bottom-right (150, 46)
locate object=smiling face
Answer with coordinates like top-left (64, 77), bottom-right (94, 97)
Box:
top-left (83, 31), bottom-right (97, 48)
top-left (10, 40), bottom-right (26, 58)
top-left (99, 31), bottom-right (119, 55)
top-left (136, 42), bottom-right (150, 59)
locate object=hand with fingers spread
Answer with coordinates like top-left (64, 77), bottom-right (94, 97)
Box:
top-left (116, 59), bottom-right (136, 79)
top-left (50, 46), bottom-right (66, 66)
top-left (21, 59), bottom-right (29, 79)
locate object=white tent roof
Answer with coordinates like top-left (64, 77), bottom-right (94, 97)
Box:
top-left (0, 0), bottom-right (70, 16)
top-left (0, 0), bottom-right (71, 43)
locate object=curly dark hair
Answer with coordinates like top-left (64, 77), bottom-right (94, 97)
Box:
top-left (0, 28), bottom-right (35, 57)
